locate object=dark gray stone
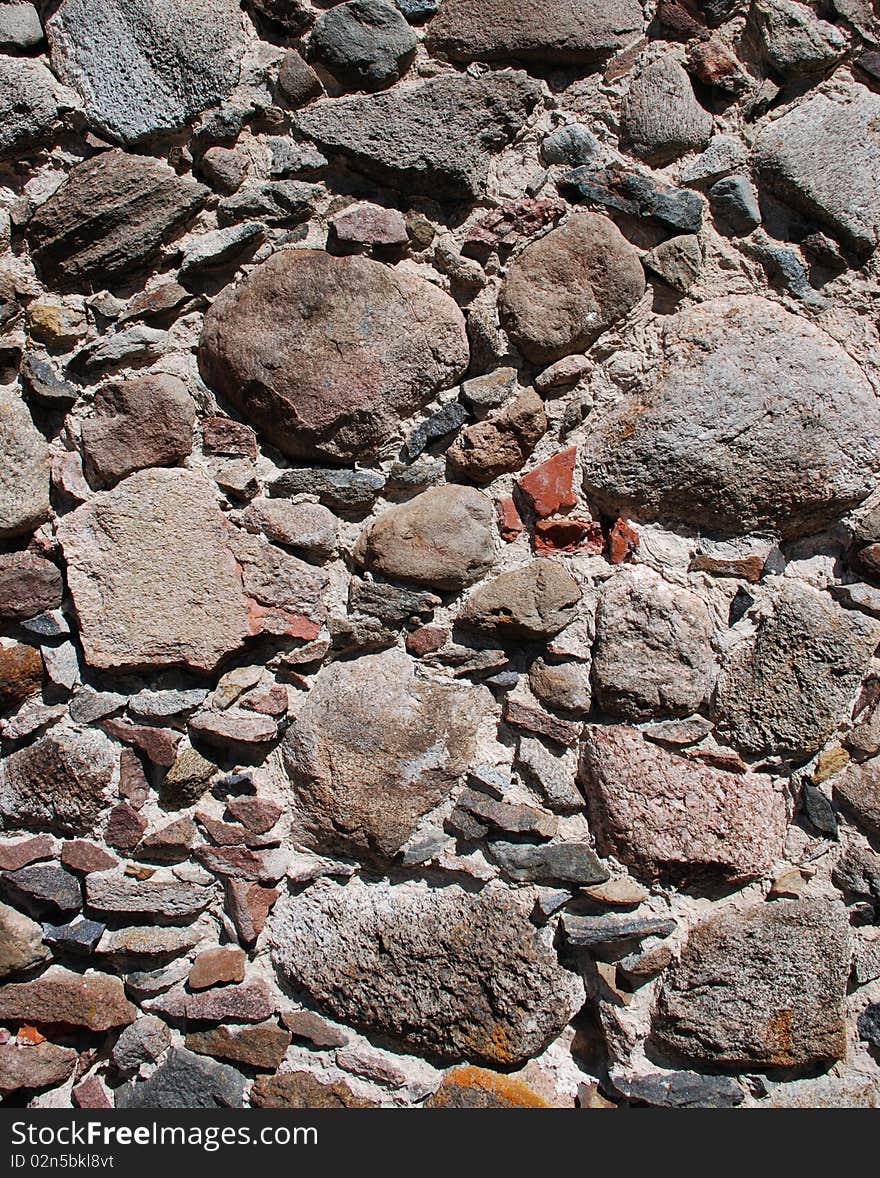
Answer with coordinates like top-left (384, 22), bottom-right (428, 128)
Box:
top-left (269, 467), bottom-right (385, 516)
top-left (217, 180), bottom-right (319, 227)
top-left (541, 124), bottom-right (599, 166)
top-left (43, 916), bottom-right (105, 954)
top-left (563, 912), bottom-right (677, 948)
top-left (622, 55), bottom-right (712, 166)
top-left (406, 402), bottom-right (469, 460)
top-left (562, 165), bottom-right (704, 234)
top-left (309, 0), bottom-right (417, 92)
top-left (709, 175), bottom-right (761, 234)
top-left (488, 841), bottom-right (609, 885)
top-left (618, 1071), bottom-right (744, 1108)
top-left (116, 1048), bottom-right (245, 1108)
top-left (1, 864), bottom-right (81, 919)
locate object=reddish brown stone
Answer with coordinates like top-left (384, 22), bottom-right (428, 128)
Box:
top-left (604, 35), bottom-right (649, 80)
top-left (139, 817), bottom-right (196, 860)
top-left (690, 552), bottom-right (765, 582)
top-left (196, 813), bottom-right (274, 848)
top-left (0, 966), bottom-right (136, 1031)
top-left (406, 625), bottom-right (447, 657)
top-left (225, 797), bottom-right (282, 833)
top-left (608, 517), bottom-right (639, 564)
top-left (61, 841), bottom-right (118, 874)
top-left (188, 947), bottom-right (247, 991)
top-left (201, 415), bottom-right (258, 461)
top-left (240, 684), bottom-right (288, 716)
top-left (446, 389), bottom-right (547, 485)
top-left (0, 643), bottom-right (43, 711)
top-left (0, 553), bottom-right (63, 623)
top-left (687, 35), bottom-right (750, 96)
top-left (534, 518), bottom-right (604, 555)
top-left (330, 202), bottom-right (408, 249)
top-left (0, 835), bottom-right (55, 872)
top-left (246, 602), bottom-right (321, 642)
top-left (503, 699), bottom-right (582, 747)
top-left (251, 1070), bottom-right (376, 1108)
top-left (118, 748), bottom-right (150, 809)
top-left (498, 495), bottom-right (524, 542)
top-left (225, 880), bottom-right (278, 948)
top-left (102, 719), bottom-right (182, 768)
top-left (465, 197), bottom-right (565, 254)
top-left (72, 1074), bottom-right (112, 1108)
top-left (186, 1022), bottom-right (291, 1070)
top-left (145, 978), bottom-right (276, 1023)
top-left (0, 1041), bottom-right (77, 1095)
top-left (194, 844), bottom-right (275, 880)
top-left (104, 803), bottom-right (148, 853)
top-left (518, 447), bottom-right (578, 518)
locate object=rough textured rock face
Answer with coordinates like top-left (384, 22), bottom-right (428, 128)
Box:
top-left (715, 581), bottom-right (880, 757)
top-left (295, 72), bottom-right (541, 198)
top-left (653, 901), bottom-right (851, 1069)
top-left (581, 726), bottom-right (788, 883)
top-left (581, 297), bottom-right (880, 537)
top-left (47, 0), bottom-right (244, 145)
top-left (499, 212), bottom-right (645, 363)
top-left (355, 485), bottom-right (495, 589)
top-left (0, 388), bottom-right (50, 539)
top-left (753, 83), bottom-right (880, 256)
top-left (58, 469), bottom-right (250, 673)
top-left (283, 648), bottom-right (490, 862)
top-left (269, 879), bottom-right (585, 1065)
top-left (199, 249), bottom-right (468, 463)
top-left (425, 0), bottom-right (645, 65)
top-left (0, 56), bottom-right (71, 159)
top-left (592, 566), bottom-right (717, 720)
top-left (28, 149), bottom-right (207, 291)
top-left (5, 0), bottom-right (880, 1113)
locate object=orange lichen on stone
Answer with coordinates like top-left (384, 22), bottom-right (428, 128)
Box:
top-left (427, 1065), bottom-right (553, 1108)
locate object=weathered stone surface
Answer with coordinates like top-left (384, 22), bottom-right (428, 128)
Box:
top-left (0, 56), bottom-right (70, 159)
top-left (581, 297), bottom-right (880, 537)
top-left (0, 901), bottom-right (50, 978)
top-left (834, 758), bottom-right (880, 839)
top-left (29, 150), bottom-right (207, 291)
top-left (617, 1071), bottom-right (744, 1109)
top-left (58, 468), bottom-right (250, 674)
top-left (0, 966), bottom-right (136, 1030)
top-left (499, 213), bottom-right (645, 364)
top-left (0, 644), bottom-right (42, 712)
top-left (488, 840), bottom-right (607, 885)
top-left (592, 566), bottom-right (716, 720)
top-left (0, 836), bottom-right (55, 873)
top-left (310, 0), bottom-right (417, 91)
top-left (581, 725), bottom-right (787, 882)
top-left (0, 388), bottom-right (50, 540)
top-left (355, 485), bottom-right (496, 590)
top-left (269, 879), bottom-right (584, 1065)
top-left (0, 5), bottom-right (43, 53)
top-left (111, 1016), bottom-right (171, 1076)
top-left (0, 554), bottom-right (63, 623)
top-left (199, 250), bottom-right (468, 464)
top-left (753, 83), bottom-right (880, 256)
top-left (643, 234), bottom-right (702, 293)
top-left (653, 900), bottom-right (850, 1069)
top-left (715, 581), bottom-right (880, 757)
top-left (446, 389), bottom-right (547, 484)
top-left (144, 978), bottom-right (276, 1023)
top-left (0, 1042), bottom-right (77, 1095)
top-left (750, 0), bottom-right (849, 76)
top-left (116, 1048), bottom-right (245, 1109)
top-left (0, 728), bottom-right (115, 836)
top-left (284, 647), bottom-right (489, 862)
top-left (295, 72), bottom-right (541, 199)
top-left (622, 55), bottom-right (713, 165)
top-left (1, 863), bottom-right (81, 918)
top-left (242, 499), bottom-right (337, 561)
top-left (251, 1070), bottom-right (375, 1108)
top-left (459, 559), bottom-right (581, 641)
top-left (80, 375), bottom-right (195, 490)
top-left (47, 0), bottom-right (244, 144)
top-left (278, 48), bottom-right (322, 106)
top-left (427, 1065), bottom-right (552, 1108)
top-left (188, 947), bottom-right (246, 991)
top-left (85, 871), bottom-right (212, 919)
top-left (762, 1075), bottom-right (878, 1108)
top-left (330, 201), bottom-right (409, 249)
top-left (528, 658), bottom-right (591, 715)
top-left (425, 0), bottom-right (645, 65)
top-left (186, 1022), bottom-right (291, 1070)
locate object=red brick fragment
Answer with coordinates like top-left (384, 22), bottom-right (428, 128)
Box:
top-left (534, 518), bottom-right (604, 555)
top-left (497, 496), bottom-right (524, 542)
top-left (518, 447), bottom-right (577, 519)
top-left (608, 517), bottom-right (639, 565)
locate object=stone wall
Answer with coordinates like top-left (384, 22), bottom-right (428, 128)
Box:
top-left (1, 0), bottom-right (880, 1110)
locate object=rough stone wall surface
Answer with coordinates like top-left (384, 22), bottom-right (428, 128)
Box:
top-left (3, 0), bottom-right (880, 1111)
